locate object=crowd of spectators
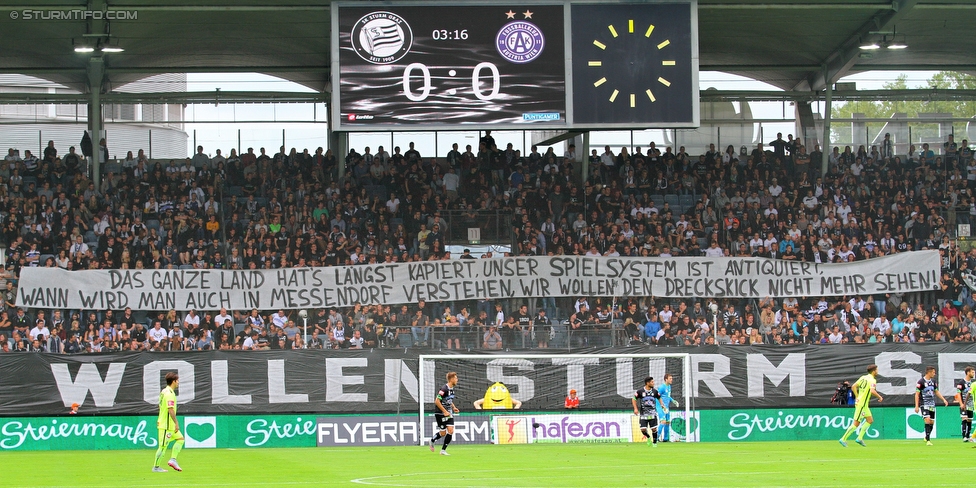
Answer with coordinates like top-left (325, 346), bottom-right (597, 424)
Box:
top-left (0, 129), bottom-right (975, 353)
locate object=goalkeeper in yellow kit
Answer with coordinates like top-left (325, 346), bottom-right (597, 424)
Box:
top-left (152, 372), bottom-right (184, 472)
top-left (839, 364), bottom-right (884, 447)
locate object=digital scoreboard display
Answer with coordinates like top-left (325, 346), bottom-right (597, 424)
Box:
top-left (332, 2), bottom-right (699, 130)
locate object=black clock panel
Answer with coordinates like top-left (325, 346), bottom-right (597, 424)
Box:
top-left (336, 4), bottom-right (566, 127)
top-left (571, 3), bottom-right (694, 126)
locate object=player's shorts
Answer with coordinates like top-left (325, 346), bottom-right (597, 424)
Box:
top-left (157, 428), bottom-right (184, 446)
top-left (639, 416), bottom-right (658, 429)
top-left (960, 409), bottom-right (974, 420)
top-left (434, 413), bottom-right (454, 430)
top-left (920, 407), bottom-right (936, 420)
top-left (852, 404), bottom-right (872, 422)
top-left (656, 409), bottom-right (671, 422)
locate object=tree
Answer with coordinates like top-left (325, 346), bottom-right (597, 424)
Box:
top-left (829, 72), bottom-right (976, 150)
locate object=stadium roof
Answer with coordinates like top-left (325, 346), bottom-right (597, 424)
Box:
top-left (0, 0), bottom-right (973, 96)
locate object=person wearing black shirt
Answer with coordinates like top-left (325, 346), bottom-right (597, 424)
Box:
top-left (633, 376), bottom-right (662, 446)
top-left (533, 309), bottom-right (552, 348)
top-left (429, 372), bottom-right (459, 455)
top-left (514, 305), bottom-right (532, 349)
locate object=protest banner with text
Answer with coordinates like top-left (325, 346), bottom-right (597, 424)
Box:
top-left (16, 252), bottom-right (940, 310)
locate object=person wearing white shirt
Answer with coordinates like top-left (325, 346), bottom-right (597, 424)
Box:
top-left (148, 321), bottom-right (168, 344)
top-left (183, 310), bottom-right (201, 331)
top-left (802, 191), bottom-right (818, 211)
top-left (242, 332), bottom-right (258, 350)
top-left (563, 144), bottom-right (578, 165)
top-left (442, 168), bottom-right (460, 200)
top-left (828, 326), bottom-right (844, 344)
top-left (704, 241), bottom-right (725, 257)
top-left (749, 234), bottom-right (764, 254)
top-left (29, 320), bottom-right (50, 341)
top-left (214, 308), bottom-right (233, 329)
top-left (768, 179), bottom-right (783, 197)
top-left (836, 200), bottom-right (852, 224)
top-left (872, 316), bottom-right (891, 335)
top-left (272, 310), bottom-right (288, 329)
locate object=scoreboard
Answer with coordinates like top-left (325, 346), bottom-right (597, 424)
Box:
top-left (332, 1), bottom-right (699, 130)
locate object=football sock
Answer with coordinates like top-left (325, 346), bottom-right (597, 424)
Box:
top-left (841, 422), bottom-right (858, 441)
top-left (651, 429), bottom-right (658, 444)
top-left (924, 423), bottom-right (933, 441)
top-left (661, 424), bottom-right (670, 441)
top-left (964, 420), bottom-right (972, 439)
top-left (153, 435), bottom-right (171, 467)
top-left (153, 445), bottom-right (166, 467)
top-left (640, 428), bottom-right (648, 439)
top-left (171, 438), bottom-right (184, 459)
top-left (431, 433), bottom-right (442, 443)
top-left (856, 422), bottom-right (869, 441)
top-left (442, 433), bottom-right (452, 450)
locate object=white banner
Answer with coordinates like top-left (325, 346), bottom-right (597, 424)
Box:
top-left (15, 251), bottom-right (941, 310)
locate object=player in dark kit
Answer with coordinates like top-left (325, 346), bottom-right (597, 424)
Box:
top-left (915, 366), bottom-right (949, 445)
top-left (430, 371), bottom-right (460, 455)
top-left (954, 366), bottom-right (975, 442)
top-left (633, 376), bottom-right (662, 447)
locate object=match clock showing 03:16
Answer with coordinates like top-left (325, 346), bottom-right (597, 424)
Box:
top-left (336, 5), bottom-right (566, 126)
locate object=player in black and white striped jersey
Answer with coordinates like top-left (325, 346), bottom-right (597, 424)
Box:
top-left (954, 366), bottom-right (975, 442)
top-left (429, 372), bottom-right (460, 455)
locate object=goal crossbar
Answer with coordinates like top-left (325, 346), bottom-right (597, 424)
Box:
top-left (418, 353), bottom-right (693, 444)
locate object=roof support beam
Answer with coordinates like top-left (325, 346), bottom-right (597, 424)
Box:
top-left (796, 0), bottom-right (919, 92)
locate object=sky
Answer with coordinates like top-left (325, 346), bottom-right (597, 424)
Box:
top-left (182, 70), bottom-right (943, 158)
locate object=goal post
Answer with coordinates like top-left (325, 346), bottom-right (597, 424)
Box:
top-left (418, 353), bottom-right (693, 444)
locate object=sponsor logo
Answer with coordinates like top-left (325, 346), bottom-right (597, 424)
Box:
top-left (347, 114), bottom-right (375, 121)
top-left (495, 416), bottom-right (528, 444)
top-left (183, 416), bottom-right (216, 448)
top-left (351, 11), bottom-right (413, 64)
top-left (493, 414), bottom-right (632, 444)
top-left (905, 408), bottom-right (934, 439)
top-left (0, 418), bottom-right (156, 450)
top-left (665, 411), bottom-right (700, 442)
top-left (522, 113), bottom-right (560, 121)
top-left (726, 411), bottom-right (878, 441)
top-left (495, 21), bottom-right (545, 64)
top-left (316, 415), bottom-right (491, 447)
top-left (245, 417), bottom-right (317, 447)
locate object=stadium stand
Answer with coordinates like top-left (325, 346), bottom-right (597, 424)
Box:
top-left (0, 134), bottom-right (973, 354)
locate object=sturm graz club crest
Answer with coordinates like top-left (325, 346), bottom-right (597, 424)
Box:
top-left (496, 21), bottom-right (545, 64)
top-left (351, 11), bottom-right (413, 64)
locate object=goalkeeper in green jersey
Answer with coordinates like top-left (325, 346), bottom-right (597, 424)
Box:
top-left (840, 364), bottom-right (883, 447)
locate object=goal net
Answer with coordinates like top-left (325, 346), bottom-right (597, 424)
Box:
top-left (418, 353), bottom-right (693, 444)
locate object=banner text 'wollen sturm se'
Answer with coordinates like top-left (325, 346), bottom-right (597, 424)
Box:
top-left (1, 344), bottom-right (975, 416)
top-left (15, 252), bottom-right (940, 311)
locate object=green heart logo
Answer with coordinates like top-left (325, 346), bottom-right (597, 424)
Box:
top-left (186, 422), bottom-right (215, 442)
top-left (670, 417), bottom-right (699, 435)
top-left (907, 413), bottom-right (926, 433)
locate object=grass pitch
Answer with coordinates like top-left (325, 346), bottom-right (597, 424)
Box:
top-left (3, 440), bottom-right (974, 487)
